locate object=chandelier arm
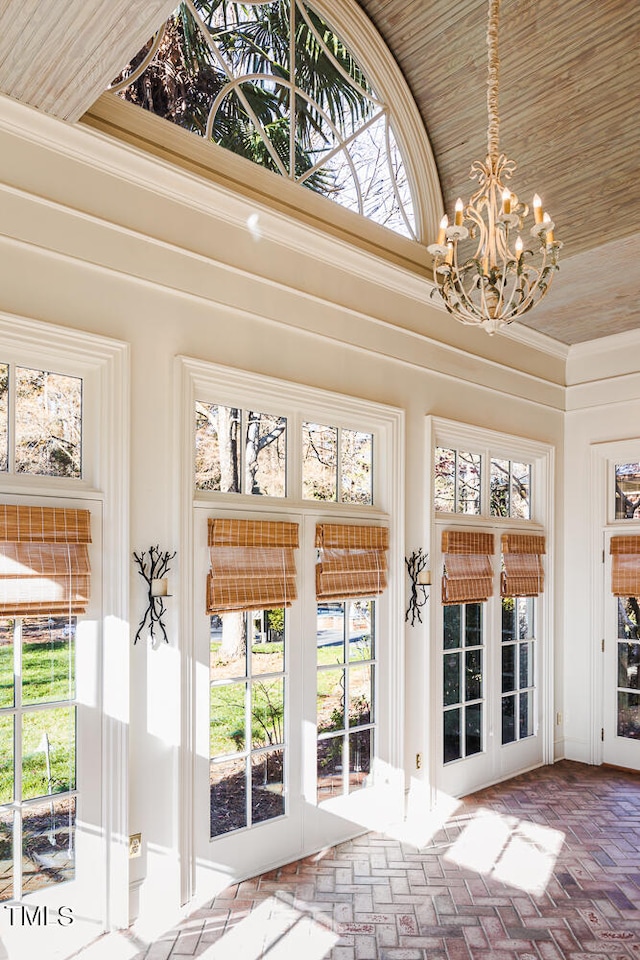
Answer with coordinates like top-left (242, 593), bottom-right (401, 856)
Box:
top-left (487, 0), bottom-right (501, 161)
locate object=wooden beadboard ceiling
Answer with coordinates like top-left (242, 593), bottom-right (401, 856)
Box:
top-left (0, 0), bottom-right (638, 345)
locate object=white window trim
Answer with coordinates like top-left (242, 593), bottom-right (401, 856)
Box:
top-left (426, 416), bottom-right (555, 797)
top-left (177, 355), bottom-right (404, 905)
top-left (0, 311), bottom-right (130, 931)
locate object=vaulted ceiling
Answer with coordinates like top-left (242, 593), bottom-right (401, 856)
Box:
top-left (0, 0), bottom-right (638, 346)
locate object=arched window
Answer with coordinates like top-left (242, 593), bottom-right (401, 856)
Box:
top-left (110, 0), bottom-right (438, 240)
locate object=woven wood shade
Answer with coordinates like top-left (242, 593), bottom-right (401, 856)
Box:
top-left (501, 533), bottom-right (546, 598)
top-left (0, 505), bottom-right (92, 616)
top-left (207, 518), bottom-right (299, 614)
top-left (315, 523), bottom-right (389, 601)
top-left (441, 530), bottom-right (494, 605)
top-left (610, 536), bottom-right (640, 598)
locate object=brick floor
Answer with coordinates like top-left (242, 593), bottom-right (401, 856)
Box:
top-left (132, 761), bottom-right (640, 960)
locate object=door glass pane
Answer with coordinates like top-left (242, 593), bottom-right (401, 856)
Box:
top-left (443, 604), bottom-right (461, 649)
top-left (0, 620), bottom-right (13, 708)
top-left (317, 669), bottom-right (345, 734)
top-left (210, 605), bottom-right (287, 838)
top-left (22, 707), bottom-right (76, 801)
top-left (443, 604), bottom-right (484, 763)
top-left (465, 703), bottom-right (482, 756)
top-left (251, 679), bottom-right (284, 749)
top-left (195, 403), bottom-right (241, 492)
top-left (210, 683), bottom-right (246, 756)
top-left (502, 695), bottom-right (516, 744)
top-left (519, 691), bottom-right (533, 739)
top-left (616, 598), bottom-right (640, 739)
top-left (341, 430), bottom-right (373, 505)
top-left (251, 750), bottom-right (284, 824)
top-left (443, 708), bottom-right (461, 763)
top-left (210, 758), bottom-right (247, 838)
top-left (15, 368), bottom-right (82, 478)
top-left (22, 617), bottom-right (75, 706)
top-left (0, 808), bottom-right (12, 901)
top-left (348, 600), bottom-right (373, 661)
top-left (502, 645), bottom-right (515, 694)
top-left (211, 613), bottom-right (247, 680)
top-left (302, 422), bottom-right (337, 501)
top-left (617, 692), bottom-right (640, 739)
top-left (349, 728), bottom-right (371, 793)
top-left (465, 650), bottom-right (482, 702)
top-left (618, 643), bottom-right (640, 691)
top-left (317, 736), bottom-right (343, 802)
top-left (443, 653), bottom-right (460, 706)
top-left (348, 664), bottom-right (372, 726)
top-left (615, 463), bottom-right (640, 519)
top-left (22, 797), bottom-right (75, 894)
top-left (245, 411), bottom-right (286, 497)
top-left (465, 604), bottom-right (482, 646)
top-left (317, 603), bottom-right (345, 665)
top-left (251, 609), bottom-right (284, 676)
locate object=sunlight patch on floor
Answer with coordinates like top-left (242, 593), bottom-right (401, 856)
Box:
top-left (445, 807), bottom-right (564, 894)
top-left (200, 895), bottom-right (338, 960)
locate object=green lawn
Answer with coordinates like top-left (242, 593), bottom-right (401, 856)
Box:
top-left (0, 636), bottom-right (75, 804)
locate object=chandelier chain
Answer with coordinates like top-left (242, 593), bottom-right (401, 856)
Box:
top-left (486, 0), bottom-right (501, 161)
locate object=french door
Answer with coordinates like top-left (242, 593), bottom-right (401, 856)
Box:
top-left (603, 533), bottom-right (640, 770)
top-left (0, 497), bottom-right (104, 959)
top-left (192, 509), bottom-right (395, 897)
top-left (435, 550), bottom-right (544, 799)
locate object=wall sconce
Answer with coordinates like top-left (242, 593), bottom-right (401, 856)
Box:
top-left (133, 545), bottom-right (176, 644)
top-left (405, 548), bottom-right (430, 626)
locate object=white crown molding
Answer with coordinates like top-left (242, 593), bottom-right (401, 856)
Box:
top-left (498, 319), bottom-right (570, 361)
top-left (1, 93), bottom-right (566, 407)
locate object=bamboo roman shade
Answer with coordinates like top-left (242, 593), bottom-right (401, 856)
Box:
top-left (315, 523), bottom-right (388, 601)
top-left (501, 533), bottom-right (546, 597)
top-left (0, 504), bottom-right (92, 616)
top-left (441, 530), bottom-right (494, 605)
top-left (610, 536), bottom-right (640, 598)
top-left (207, 518), bottom-right (299, 613)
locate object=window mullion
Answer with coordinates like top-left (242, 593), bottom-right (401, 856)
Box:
top-left (289, 0), bottom-right (296, 180)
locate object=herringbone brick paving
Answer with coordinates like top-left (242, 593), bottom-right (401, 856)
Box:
top-left (131, 761), bottom-right (640, 960)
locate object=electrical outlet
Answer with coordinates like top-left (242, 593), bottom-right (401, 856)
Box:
top-left (129, 833), bottom-right (142, 859)
top-left (416, 753), bottom-right (422, 770)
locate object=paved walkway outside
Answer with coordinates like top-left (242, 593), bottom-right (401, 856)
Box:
top-left (129, 760), bottom-right (640, 960)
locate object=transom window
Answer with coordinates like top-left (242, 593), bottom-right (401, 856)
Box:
top-left (615, 462), bottom-right (640, 520)
top-left (110, 0), bottom-right (417, 237)
top-left (0, 364), bottom-right (82, 479)
top-left (195, 401), bottom-right (375, 505)
top-left (435, 446), bottom-right (531, 520)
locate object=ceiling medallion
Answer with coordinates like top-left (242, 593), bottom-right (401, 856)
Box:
top-left (428, 0), bottom-right (561, 334)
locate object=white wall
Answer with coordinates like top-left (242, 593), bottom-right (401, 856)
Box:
top-left (0, 94), bottom-right (567, 930)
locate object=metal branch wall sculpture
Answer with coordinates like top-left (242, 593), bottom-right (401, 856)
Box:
top-left (133, 545), bottom-right (176, 644)
top-left (405, 548), bottom-right (430, 626)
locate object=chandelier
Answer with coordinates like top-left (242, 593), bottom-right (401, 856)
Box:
top-left (428, 0), bottom-right (561, 334)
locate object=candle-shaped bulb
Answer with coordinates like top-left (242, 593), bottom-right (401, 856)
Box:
top-left (515, 236), bottom-right (523, 256)
top-left (533, 193), bottom-right (543, 224)
top-left (454, 198), bottom-right (464, 226)
top-left (437, 214), bottom-right (448, 245)
top-left (445, 242), bottom-right (454, 264)
top-left (502, 188), bottom-right (512, 215)
top-left (542, 213), bottom-right (554, 244)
